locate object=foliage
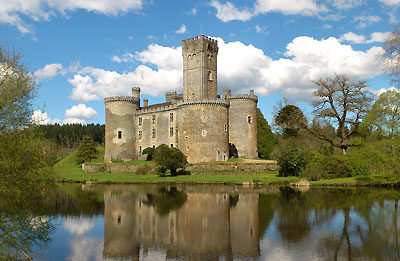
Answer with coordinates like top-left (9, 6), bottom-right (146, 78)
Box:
top-left (0, 46), bottom-right (36, 134)
top-left (142, 147), bottom-right (155, 161)
top-left (274, 105), bottom-right (307, 138)
top-left (153, 144), bottom-right (187, 176)
top-left (36, 123), bottom-right (105, 148)
top-left (383, 28), bottom-right (400, 84)
top-left (276, 142), bottom-right (308, 177)
top-left (135, 164), bottom-right (154, 175)
top-left (143, 187), bottom-right (187, 216)
top-left (257, 108), bottom-right (276, 159)
top-left (76, 135), bottom-right (98, 164)
top-left (309, 74), bottom-right (372, 154)
top-left (362, 90), bottom-right (400, 139)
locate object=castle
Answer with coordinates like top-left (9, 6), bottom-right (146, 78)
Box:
top-left (104, 35), bottom-right (258, 163)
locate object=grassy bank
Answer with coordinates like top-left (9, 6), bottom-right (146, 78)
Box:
top-left (53, 148), bottom-right (400, 186)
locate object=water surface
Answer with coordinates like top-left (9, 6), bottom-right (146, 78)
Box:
top-left (35, 184), bottom-right (400, 260)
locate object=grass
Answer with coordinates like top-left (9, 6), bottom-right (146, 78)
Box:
top-left (54, 148), bottom-right (400, 187)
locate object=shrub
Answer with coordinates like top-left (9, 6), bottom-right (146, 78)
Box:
top-left (277, 146), bottom-right (308, 177)
top-left (322, 155), bottom-right (353, 178)
top-left (142, 147), bottom-right (155, 161)
top-left (153, 144), bottom-right (187, 176)
top-left (76, 135), bottom-right (98, 164)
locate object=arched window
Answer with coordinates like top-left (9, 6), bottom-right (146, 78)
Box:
top-left (208, 71), bottom-right (212, 81)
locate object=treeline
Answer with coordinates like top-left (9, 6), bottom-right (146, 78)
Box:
top-left (36, 123), bottom-right (105, 148)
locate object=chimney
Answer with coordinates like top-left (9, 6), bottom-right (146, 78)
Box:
top-left (143, 99), bottom-right (148, 107)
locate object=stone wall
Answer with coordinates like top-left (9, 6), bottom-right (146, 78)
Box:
top-left (186, 163), bottom-right (278, 172)
top-left (83, 163), bottom-right (152, 173)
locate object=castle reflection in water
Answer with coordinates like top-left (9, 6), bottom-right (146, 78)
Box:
top-left (102, 186), bottom-right (260, 259)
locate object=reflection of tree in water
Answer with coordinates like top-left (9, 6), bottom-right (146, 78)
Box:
top-left (0, 188), bottom-right (55, 260)
top-left (143, 187), bottom-right (187, 216)
top-left (258, 194), bottom-right (275, 239)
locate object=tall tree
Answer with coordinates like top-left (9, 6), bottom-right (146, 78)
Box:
top-left (76, 135), bottom-right (98, 164)
top-left (383, 28), bottom-right (400, 85)
top-left (274, 104), bottom-right (307, 138)
top-left (257, 108), bottom-right (276, 159)
top-left (309, 74), bottom-right (372, 154)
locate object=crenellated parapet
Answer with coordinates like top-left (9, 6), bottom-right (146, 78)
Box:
top-left (177, 100), bottom-right (229, 108)
top-left (104, 96), bottom-right (138, 104)
top-left (226, 94), bottom-right (258, 102)
top-left (136, 103), bottom-right (179, 115)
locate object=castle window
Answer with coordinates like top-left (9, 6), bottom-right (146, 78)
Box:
top-left (138, 117), bottom-right (142, 126)
top-left (224, 124), bottom-right (227, 133)
top-left (248, 116), bottom-right (252, 124)
top-left (170, 127), bottom-right (174, 137)
top-left (152, 114), bottom-right (156, 124)
top-left (139, 146), bottom-right (142, 154)
top-left (118, 131), bottom-right (122, 139)
top-left (170, 113), bottom-right (174, 122)
top-left (153, 145), bottom-right (155, 148)
top-left (170, 144), bottom-right (173, 147)
top-left (152, 128), bottom-right (156, 138)
top-left (208, 71), bottom-right (212, 81)
top-left (138, 130), bottom-right (142, 139)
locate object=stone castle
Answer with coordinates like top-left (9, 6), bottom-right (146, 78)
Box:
top-left (104, 35), bottom-right (258, 163)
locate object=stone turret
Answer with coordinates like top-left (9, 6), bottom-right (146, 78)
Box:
top-left (104, 95), bottom-right (139, 162)
top-left (182, 35), bottom-right (218, 101)
top-left (226, 89), bottom-right (258, 158)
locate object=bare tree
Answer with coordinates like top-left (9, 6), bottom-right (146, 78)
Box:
top-left (383, 27), bottom-right (400, 85)
top-left (308, 74), bottom-right (372, 155)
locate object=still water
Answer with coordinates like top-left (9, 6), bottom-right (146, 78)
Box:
top-left (35, 184), bottom-right (400, 260)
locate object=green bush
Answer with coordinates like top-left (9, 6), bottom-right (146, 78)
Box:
top-left (277, 146), bottom-right (308, 177)
top-left (135, 164), bottom-right (154, 175)
top-left (322, 155), bottom-right (353, 178)
top-left (142, 147), bottom-right (155, 161)
top-left (153, 144), bottom-right (187, 176)
top-left (76, 135), bottom-right (98, 164)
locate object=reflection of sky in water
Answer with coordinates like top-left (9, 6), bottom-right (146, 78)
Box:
top-left (37, 215), bottom-right (104, 261)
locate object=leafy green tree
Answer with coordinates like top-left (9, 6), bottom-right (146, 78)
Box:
top-left (153, 144), bottom-right (187, 176)
top-left (309, 74), bottom-right (372, 155)
top-left (276, 142), bottom-right (308, 177)
top-left (76, 135), bottom-right (98, 164)
top-left (363, 90), bottom-right (400, 139)
top-left (257, 108), bottom-right (276, 159)
top-left (143, 187), bottom-right (187, 216)
top-left (274, 105), bottom-right (307, 138)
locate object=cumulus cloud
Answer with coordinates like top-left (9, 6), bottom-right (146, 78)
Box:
top-left (31, 110), bottom-right (61, 125)
top-left (68, 36), bottom-right (385, 102)
top-left (34, 63), bottom-right (63, 80)
top-left (339, 31), bottom-right (390, 44)
top-left (370, 87), bottom-right (400, 98)
top-left (1, 0), bottom-right (143, 34)
top-left (65, 104), bottom-right (98, 120)
top-left (68, 237), bottom-right (103, 261)
top-left (210, 0), bottom-right (326, 22)
top-left (378, 0), bottom-right (400, 5)
top-left (175, 24), bottom-right (187, 34)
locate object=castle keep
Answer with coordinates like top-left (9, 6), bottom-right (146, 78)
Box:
top-left (104, 35), bottom-right (258, 163)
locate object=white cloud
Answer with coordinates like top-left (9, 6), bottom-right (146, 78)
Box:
top-left (354, 15), bottom-right (381, 29)
top-left (63, 118), bottom-right (87, 124)
top-left (31, 110), bottom-right (61, 125)
top-left (34, 63), bottom-right (63, 80)
top-left (254, 0), bottom-right (326, 16)
top-left (210, 0), bottom-right (327, 22)
top-left (329, 0), bottom-right (363, 10)
top-left (339, 31), bottom-right (390, 44)
top-left (68, 237), bottom-right (103, 261)
top-left (65, 104), bottom-right (98, 120)
top-left (189, 8), bottom-right (197, 15)
top-left (68, 36), bottom-right (385, 102)
top-left (209, 0), bottom-right (253, 22)
top-left (111, 52), bottom-right (134, 63)
top-left (378, 0), bottom-right (400, 5)
top-left (255, 25), bottom-right (269, 35)
top-left (389, 11), bottom-right (398, 24)
top-left (322, 23), bottom-right (332, 29)
top-left (1, 0), bottom-right (143, 34)
top-left (64, 216), bottom-right (96, 235)
top-left (370, 87), bottom-right (400, 98)
top-left (175, 24), bottom-right (187, 34)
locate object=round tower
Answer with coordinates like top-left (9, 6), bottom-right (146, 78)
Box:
top-left (104, 96), bottom-right (139, 162)
top-left (227, 91), bottom-right (258, 159)
top-left (177, 101), bottom-right (229, 163)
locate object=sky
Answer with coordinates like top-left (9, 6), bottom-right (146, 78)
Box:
top-left (1, 0), bottom-right (399, 125)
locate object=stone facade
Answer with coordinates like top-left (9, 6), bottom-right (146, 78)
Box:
top-left (104, 35), bottom-right (258, 163)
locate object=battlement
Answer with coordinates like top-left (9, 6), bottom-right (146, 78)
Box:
top-left (226, 94), bottom-right (258, 102)
top-left (182, 35), bottom-right (218, 55)
top-left (136, 102), bottom-right (179, 115)
top-left (182, 35), bottom-right (218, 44)
top-left (104, 96), bottom-right (137, 104)
top-left (177, 100), bottom-right (229, 108)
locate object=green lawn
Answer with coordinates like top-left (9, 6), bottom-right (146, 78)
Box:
top-left (53, 148), bottom-right (400, 186)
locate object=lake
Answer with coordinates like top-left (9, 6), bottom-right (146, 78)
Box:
top-left (30, 184), bottom-right (400, 260)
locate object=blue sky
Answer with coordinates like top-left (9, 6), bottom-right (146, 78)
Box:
top-left (2, 0), bottom-right (398, 124)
